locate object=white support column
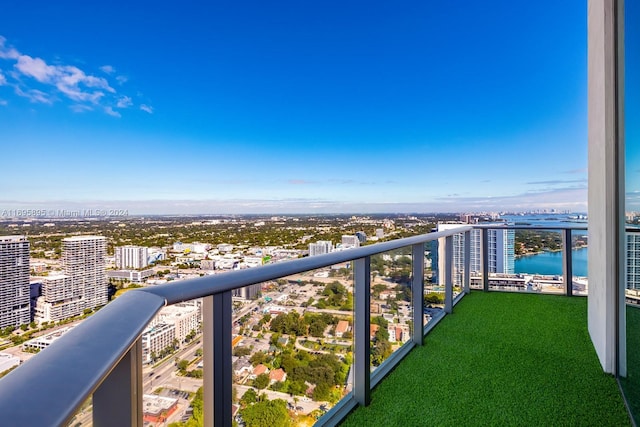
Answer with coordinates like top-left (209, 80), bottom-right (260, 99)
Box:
top-left (587, 0), bottom-right (624, 374)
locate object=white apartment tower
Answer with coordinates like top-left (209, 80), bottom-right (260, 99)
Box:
top-left (626, 233), bottom-right (640, 290)
top-left (471, 228), bottom-right (515, 274)
top-left (309, 240), bottom-right (334, 256)
top-left (232, 283), bottom-right (262, 300)
top-left (61, 236), bottom-right (107, 312)
top-left (434, 224), bottom-right (467, 287)
top-left (434, 224), bottom-right (515, 287)
top-left (0, 236), bottom-right (30, 328)
top-left (115, 245), bottom-right (149, 269)
top-left (341, 235), bottom-right (360, 248)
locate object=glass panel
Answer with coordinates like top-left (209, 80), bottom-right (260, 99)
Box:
top-left (233, 266), bottom-right (354, 426)
top-left (623, 0), bottom-right (640, 423)
top-left (571, 229), bottom-right (589, 296)
top-left (142, 299), bottom-right (203, 425)
top-left (513, 229), bottom-right (565, 294)
top-left (424, 241), bottom-right (445, 326)
top-left (370, 248), bottom-right (413, 371)
top-left (65, 397), bottom-right (92, 426)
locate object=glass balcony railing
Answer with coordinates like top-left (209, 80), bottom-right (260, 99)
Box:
top-left (0, 224), bottom-right (615, 427)
top-left (469, 225), bottom-right (588, 297)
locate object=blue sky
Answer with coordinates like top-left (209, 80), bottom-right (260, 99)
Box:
top-left (626, 0), bottom-right (640, 212)
top-left (0, 1), bottom-right (590, 214)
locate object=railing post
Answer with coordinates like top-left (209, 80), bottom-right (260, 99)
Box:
top-left (444, 235), bottom-right (453, 314)
top-left (93, 337), bottom-right (143, 427)
top-left (481, 228), bottom-right (489, 291)
top-left (412, 243), bottom-right (424, 345)
top-left (354, 256), bottom-right (371, 406)
top-left (562, 229), bottom-right (573, 296)
top-left (464, 230), bottom-right (471, 294)
top-left (203, 291), bottom-right (233, 427)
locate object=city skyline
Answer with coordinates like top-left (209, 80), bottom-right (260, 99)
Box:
top-left (0, 1), bottom-right (590, 214)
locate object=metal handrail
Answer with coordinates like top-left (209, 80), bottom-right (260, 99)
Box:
top-left (138, 227), bottom-right (470, 304)
top-left (0, 226), bottom-right (471, 426)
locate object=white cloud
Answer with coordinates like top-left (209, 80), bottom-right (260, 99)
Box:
top-left (0, 35), bottom-right (147, 117)
top-left (14, 54), bottom-right (113, 104)
top-left (15, 55), bottom-right (56, 82)
top-left (0, 36), bottom-right (19, 59)
top-left (116, 96), bottom-right (132, 108)
top-left (140, 104), bottom-right (153, 114)
top-left (15, 87), bottom-right (52, 104)
top-left (70, 104), bottom-right (93, 113)
top-left (104, 106), bottom-right (121, 117)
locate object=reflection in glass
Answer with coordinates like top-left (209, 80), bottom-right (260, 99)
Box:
top-left (622, 0), bottom-right (640, 423)
top-left (370, 248), bottom-right (413, 371)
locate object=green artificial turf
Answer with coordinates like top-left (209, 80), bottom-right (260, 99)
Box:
top-left (341, 291), bottom-right (631, 426)
top-left (621, 305), bottom-right (640, 425)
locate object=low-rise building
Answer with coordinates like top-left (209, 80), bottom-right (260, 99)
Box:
top-left (141, 323), bottom-right (175, 364)
top-left (106, 269), bottom-right (155, 283)
top-left (143, 394), bottom-right (178, 424)
top-left (269, 368), bottom-right (287, 384)
top-left (30, 262), bottom-right (47, 273)
top-left (335, 320), bottom-right (350, 338)
top-left (22, 326), bottom-right (75, 352)
top-left (154, 304), bottom-right (201, 343)
top-left (249, 364), bottom-right (269, 380)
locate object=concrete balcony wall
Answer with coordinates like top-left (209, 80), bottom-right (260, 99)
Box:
top-left (587, 0), bottom-right (624, 374)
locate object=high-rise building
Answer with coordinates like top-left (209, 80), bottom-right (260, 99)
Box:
top-left (433, 224), bottom-right (467, 287)
top-left (232, 283), bottom-right (261, 300)
top-left (0, 236), bottom-right (30, 328)
top-left (355, 231), bottom-right (367, 243)
top-left (115, 245), bottom-right (149, 269)
top-left (477, 228), bottom-right (515, 274)
top-left (433, 224), bottom-right (515, 286)
top-left (309, 240), bottom-right (334, 256)
top-left (341, 235), bottom-right (360, 248)
top-left (62, 236), bottom-right (108, 312)
top-left (626, 233), bottom-right (640, 290)
top-left (36, 236), bottom-right (107, 323)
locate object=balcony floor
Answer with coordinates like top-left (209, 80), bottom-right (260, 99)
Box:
top-left (341, 291), bottom-right (631, 426)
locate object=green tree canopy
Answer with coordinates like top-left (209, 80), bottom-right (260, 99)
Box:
top-left (240, 399), bottom-right (291, 427)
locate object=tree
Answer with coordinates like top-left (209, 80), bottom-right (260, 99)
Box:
top-left (241, 388), bottom-right (258, 405)
top-left (233, 346), bottom-right (252, 357)
top-left (250, 351), bottom-right (268, 366)
top-left (187, 369), bottom-right (203, 378)
top-left (240, 399), bottom-right (291, 427)
top-left (254, 373), bottom-right (270, 390)
top-left (177, 359), bottom-right (189, 373)
top-left (312, 383), bottom-right (331, 401)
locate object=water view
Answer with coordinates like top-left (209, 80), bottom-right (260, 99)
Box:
top-left (515, 247), bottom-right (588, 277)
